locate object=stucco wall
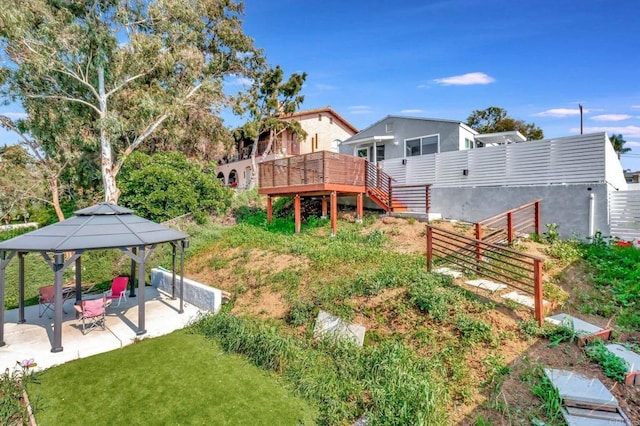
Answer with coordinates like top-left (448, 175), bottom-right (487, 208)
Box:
top-left (298, 113), bottom-right (357, 154)
top-left (430, 184), bottom-right (610, 239)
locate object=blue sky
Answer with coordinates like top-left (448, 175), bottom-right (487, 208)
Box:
top-left (234, 0), bottom-right (640, 170)
top-left (2, 0), bottom-right (639, 170)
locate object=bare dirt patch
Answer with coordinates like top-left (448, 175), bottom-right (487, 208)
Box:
top-left (232, 288), bottom-right (289, 320)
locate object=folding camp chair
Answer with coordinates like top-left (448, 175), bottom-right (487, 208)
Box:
top-left (74, 297), bottom-right (108, 334)
top-left (104, 276), bottom-right (129, 307)
top-left (38, 286), bottom-right (55, 318)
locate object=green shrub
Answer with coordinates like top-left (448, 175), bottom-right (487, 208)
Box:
top-left (585, 341), bottom-right (629, 382)
top-left (118, 151), bottom-right (232, 222)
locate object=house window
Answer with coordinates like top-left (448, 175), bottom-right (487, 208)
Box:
top-left (465, 138), bottom-right (474, 149)
top-left (405, 134), bottom-right (439, 157)
top-left (385, 122), bottom-right (394, 133)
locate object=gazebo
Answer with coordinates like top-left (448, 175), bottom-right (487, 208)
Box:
top-left (0, 203), bottom-right (189, 352)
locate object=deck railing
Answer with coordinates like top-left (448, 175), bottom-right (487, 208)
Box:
top-left (426, 225), bottom-right (545, 325)
top-left (391, 184), bottom-right (431, 214)
top-left (259, 151), bottom-right (366, 189)
top-left (475, 199), bottom-right (541, 245)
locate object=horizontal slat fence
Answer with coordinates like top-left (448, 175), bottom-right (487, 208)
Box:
top-left (426, 225), bottom-right (545, 325)
top-left (610, 190), bottom-right (640, 241)
top-left (383, 134), bottom-right (606, 187)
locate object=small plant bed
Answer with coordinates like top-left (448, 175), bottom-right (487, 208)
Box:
top-left (29, 330), bottom-right (317, 425)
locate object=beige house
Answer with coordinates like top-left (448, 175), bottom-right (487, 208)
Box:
top-left (217, 106), bottom-right (358, 189)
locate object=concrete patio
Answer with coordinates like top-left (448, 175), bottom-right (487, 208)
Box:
top-left (0, 287), bottom-right (204, 372)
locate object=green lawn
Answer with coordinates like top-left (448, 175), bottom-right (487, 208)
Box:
top-left (29, 330), bottom-right (317, 425)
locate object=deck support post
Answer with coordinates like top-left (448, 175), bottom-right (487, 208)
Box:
top-left (330, 191), bottom-right (338, 237)
top-left (267, 196), bottom-right (273, 223)
top-left (294, 194), bottom-right (301, 234)
top-left (321, 197), bottom-right (327, 219)
top-left (356, 193), bottom-right (363, 224)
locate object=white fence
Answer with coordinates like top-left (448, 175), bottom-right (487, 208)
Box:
top-left (381, 133), bottom-right (612, 188)
top-left (610, 190), bottom-right (640, 241)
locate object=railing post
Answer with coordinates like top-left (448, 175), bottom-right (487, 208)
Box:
top-left (533, 259), bottom-right (544, 325)
top-left (534, 200), bottom-right (541, 237)
top-left (322, 150), bottom-right (326, 184)
top-left (387, 176), bottom-right (392, 212)
top-left (364, 161), bottom-right (369, 190)
top-left (303, 154), bottom-right (307, 184)
top-left (426, 226), bottom-right (433, 272)
top-left (287, 157), bottom-right (291, 186)
top-left (475, 223), bottom-right (483, 269)
top-left (272, 162), bottom-right (275, 188)
top-left (425, 186), bottom-right (429, 215)
top-left (507, 212), bottom-right (513, 243)
top-left (294, 194), bottom-right (301, 234)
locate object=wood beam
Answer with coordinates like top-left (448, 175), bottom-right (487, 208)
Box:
top-left (321, 197), bottom-right (327, 218)
top-left (330, 191), bottom-right (338, 236)
top-left (294, 194), bottom-right (301, 233)
top-left (267, 196), bottom-right (273, 223)
top-left (356, 193), bottom-right (363, 223)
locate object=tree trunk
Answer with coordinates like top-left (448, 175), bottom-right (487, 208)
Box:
top-left (248, 134), bottom-right (260, 189)
top-left (49, 175), bottom-right (64, 222)
top-left (98, 66), bottom-right (120, 204)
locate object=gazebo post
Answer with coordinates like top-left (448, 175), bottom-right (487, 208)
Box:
top-left (0, 250), bottom-right (8, 346)
top-left (171, 243), bottom-right (177, 299)
top-left (179, 240), bottom-right (187, 314)
top-left (52, 252), bottom-right (64, 353)
top-left (137, 245), bottom-right (146, 335)
top-left (75, 255), bottom-right (82, 304)
top-left (129, 247), bottom-right (137, 298)
top-left (18, 252), bottom-right (26, 323)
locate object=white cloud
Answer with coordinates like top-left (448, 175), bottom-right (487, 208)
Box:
top-left (0, 112), bottom-right (28, 120)
top-left (627, 141), bottom-right (640, 147)
top-left (314, 83), bottom-right (336, 91)
top-left (534, 108), bottom-right (585, 118)
top-left (400, 109), bottom-right (426, 114)
top-left (590, 114), bottom-right (632, 122)
top-left (432, 72), bottom-right (495, 86)
top-left (348, 105), bottom-right (373, 114)
top-left (631, 105), bottom-right (640, 109)
top-left (227, 76), bottom-right (253, 86)
top-left (417, 84), bottom-right (430, 89)
top-left (570, 125), bottom-right (640, 138)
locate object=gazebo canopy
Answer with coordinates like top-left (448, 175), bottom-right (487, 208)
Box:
top-left (0, 203), bottom-right (187, 252)
top-left (0, 203), bottom-right (189, 353)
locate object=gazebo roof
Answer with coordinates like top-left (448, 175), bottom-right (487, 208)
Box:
top-left (0, 203), bottom-right (188, 252)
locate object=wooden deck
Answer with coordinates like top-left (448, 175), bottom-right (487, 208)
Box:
top-left (258, 151), bottom-right (367, 196)
top-left (258, 151), bottom-right (429, 235)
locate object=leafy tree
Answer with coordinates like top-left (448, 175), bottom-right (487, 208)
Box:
top-left (0, 145), bottom-right (43, 224)
top-left (234, 66), bottom-right (307, 188)
top-left (0, 0), bottom-right (261, 204)
top-left (609, 134), bottom-right (631, 159)
top-left (467, 106), bottom-right (544, 140)
top-left (118, 151), bottom-right (232, 223)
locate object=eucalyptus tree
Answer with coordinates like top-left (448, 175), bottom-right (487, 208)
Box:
top-left (0, 0), bottom-right (261, 203)
top-left (235, 65), bottom-right (307, 188)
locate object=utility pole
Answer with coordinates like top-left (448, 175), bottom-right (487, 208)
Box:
top-left (579, 104), bottom-right (583, 135)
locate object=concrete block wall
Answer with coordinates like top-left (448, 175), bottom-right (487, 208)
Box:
top-left (151, 267), bottom-right (222, 313)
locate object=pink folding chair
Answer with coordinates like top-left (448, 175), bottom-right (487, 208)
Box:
top-left (38, 286), bottom-right (55, 318)
top-left (74, 297), bottom-right (107, 334)
top-left (104, 276), bottom-right (129, 307)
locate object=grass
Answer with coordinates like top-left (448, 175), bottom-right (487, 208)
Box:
top-left (29, 330), bottom-right (317, 425)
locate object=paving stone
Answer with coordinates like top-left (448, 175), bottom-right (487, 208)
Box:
top-left (502, 291), bottom-right (548, 309)
top-left (605, 344), bottom-right (639, 373)
top-left (545, 313), bottom-right (605, 336)
top-left (545, 368), bottom-right (619, 410)
top-left (464, 279), bottom-right (507, 292)
top-left (563, 407), bottom-right (631, 426)
top-left (434, 267), bottom-right (463, 278)
top-left (314, 310), bottom-right (366, 346)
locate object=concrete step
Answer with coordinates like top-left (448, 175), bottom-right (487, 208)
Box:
top-left (464, 279), bottom-right (507, 293)
top-left (545, 313), bottom-right (612, 346)
top-left (502, 291), bottom-right (548, 310)
top-left (605, 344), bottom-right (640, 386)
top-left (389, 212), bottom-right (442, 221)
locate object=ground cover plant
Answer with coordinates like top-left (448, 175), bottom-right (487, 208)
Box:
top-left (29, 330), bottom-right (317, 425)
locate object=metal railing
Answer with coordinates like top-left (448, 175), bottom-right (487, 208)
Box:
top-left (475, 199), bottom-right (541, 245)
top-left (426, 225), bottom-right (545, 325)
top-left (390, 184), bottom-right (431, 214)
